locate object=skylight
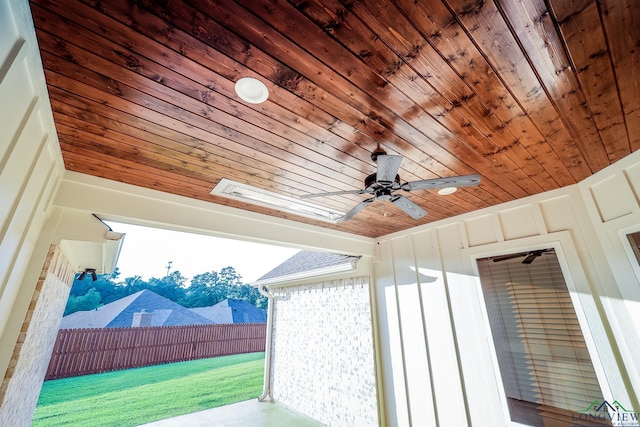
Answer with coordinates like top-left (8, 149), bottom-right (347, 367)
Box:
top-left (211, 179), bottom-right (345, 223)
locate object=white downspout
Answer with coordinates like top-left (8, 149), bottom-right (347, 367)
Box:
top-left (258, 285), bottom-right (274, 402)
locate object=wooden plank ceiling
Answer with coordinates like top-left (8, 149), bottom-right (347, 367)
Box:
top-left (30, 0), bottom-right (639, 238)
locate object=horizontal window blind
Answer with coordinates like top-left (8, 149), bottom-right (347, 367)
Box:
top-left (477, 249), bottom-right (605, 420)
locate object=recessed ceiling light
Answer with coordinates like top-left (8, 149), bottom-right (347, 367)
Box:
top-left (437, 187), bottom-right (457, 195)
top-left (235, 77), bottom-right (269, 104)
top-left (211, 179), bottom-right (345, 223)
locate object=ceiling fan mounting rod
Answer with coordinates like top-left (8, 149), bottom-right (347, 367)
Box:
top-left (371, 143), bottom-right (387, 162)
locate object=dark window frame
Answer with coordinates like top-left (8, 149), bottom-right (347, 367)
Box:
top-left (475, 247), bottom-right (610, 426)
top-left (626, 231), bottom-right (640, 266)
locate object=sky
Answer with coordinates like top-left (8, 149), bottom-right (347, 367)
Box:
top-left (106, 221), bottom-right (300, 284)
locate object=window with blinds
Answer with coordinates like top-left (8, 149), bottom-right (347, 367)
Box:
top-left (477, 248), bottom-right (609, 426)
top-left (627, 231), bottom-right (640, 265)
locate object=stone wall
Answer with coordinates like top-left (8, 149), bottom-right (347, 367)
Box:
top-left (270, 276), bottom-right (378, 426)
top-left (0, 245), bottom-right (75, 426)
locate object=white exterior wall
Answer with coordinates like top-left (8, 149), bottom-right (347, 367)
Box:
top-left (0, 245), bottom-right (75, 426)
top-left (0, 0), bottom-right (65, 398)
top-left (0, 1), bottom-right (123, 422)
top-left (373, 151), bottom-right (640, 426)
top-left (270, 276), bottom-right (379, 427)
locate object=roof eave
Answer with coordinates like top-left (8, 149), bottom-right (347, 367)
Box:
top-left (252, 257), bottom-right (361, 287)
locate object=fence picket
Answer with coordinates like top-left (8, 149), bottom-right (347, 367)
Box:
top-left (44, 324), bottom-right (266, 380)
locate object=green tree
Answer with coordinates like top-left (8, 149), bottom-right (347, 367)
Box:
top-left (64, 288), bottom-right (102, 315)
top-left (183, 271), bottom-right (226, 308)
top-left (64, 265), bottom-right (265, 315)
top-left (122, 275), bottom-right (147, 294)
top-left (68, 273), bottom-right (96, 298)
top-left (147, 271), bottom-right (187, 302)
top-left (65, 272), bottom-right (118, 314)
top-left (183, 267), bottom-right (266, 308)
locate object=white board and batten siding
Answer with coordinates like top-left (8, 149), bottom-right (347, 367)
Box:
top-left (373, 151), bottom-right (640, 426)
top-left (0, 0), bottom-right (65, 384)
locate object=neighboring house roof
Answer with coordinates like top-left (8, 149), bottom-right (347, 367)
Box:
top-left (255, 250), bottom-right (360, 283)
top-left (191, 299), bottom-right (267, 324)
top-left (60, 289), bottom-right (214, 329)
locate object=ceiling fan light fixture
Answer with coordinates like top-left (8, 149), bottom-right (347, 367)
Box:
top-left (235, 77), bottom-right (269, 104)
top-left (437, 187), bottom-right (457, 195)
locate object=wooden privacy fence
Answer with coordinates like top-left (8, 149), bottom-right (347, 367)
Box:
top-left (45, 323), bottom-right (266, 380)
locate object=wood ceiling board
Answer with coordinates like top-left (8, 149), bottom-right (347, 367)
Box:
top-left (29, 0), bottom-right (639, 238)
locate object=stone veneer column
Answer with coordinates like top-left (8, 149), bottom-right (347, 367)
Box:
top-left (270, 276), bottom-right (379, 426)
top-left (0, 245), bottom-right (75, 426)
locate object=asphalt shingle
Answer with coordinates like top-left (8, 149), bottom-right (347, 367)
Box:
top-left (257, 250), bottom-right (360, 281)
top-left (60, 290), bottom-right (214, 329)
top-left (191, 299), bottom-right (266, 324)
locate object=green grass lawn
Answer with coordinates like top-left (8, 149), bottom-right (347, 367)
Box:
top-left (32, 352), bottom-right (265, 427)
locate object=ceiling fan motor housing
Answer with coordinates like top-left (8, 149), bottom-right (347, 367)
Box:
top-left (364, 172), bottom-right (400, 194)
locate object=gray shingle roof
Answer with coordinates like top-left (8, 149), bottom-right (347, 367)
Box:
top-left (59, 290), bottom-right (214, 329)
top-left (257, 250), bottom-right (360, 281)
top-left (191, 299), bottom-right (266, 324)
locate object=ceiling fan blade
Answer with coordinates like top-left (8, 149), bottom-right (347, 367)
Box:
top-left (522, 249), bottom-right (549, 264)
top-left (390, 195), bottom-right (426, 219)
top-left (492, 249), bottom-right (551, 263)
top-left (492, 252), bottom-right (527, 263)
top-left (338, 197), bottom-right (375, 222)
top-left (402, 174), bottom-right (481, 191)
top-left (376, 155), bottom-right (403, 185)
top-left (301, 189), bottom-right (366, 198)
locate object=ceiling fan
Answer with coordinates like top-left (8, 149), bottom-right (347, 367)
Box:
top-left (301, 145), bottom-right (481, 222)
top-left (491, 249), bottom-right (554, 264)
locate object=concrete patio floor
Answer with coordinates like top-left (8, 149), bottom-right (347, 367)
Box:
top-left (137, 399), bottom-right (323, 427)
